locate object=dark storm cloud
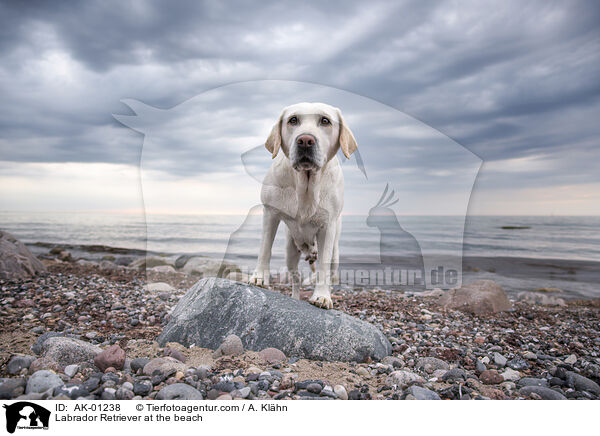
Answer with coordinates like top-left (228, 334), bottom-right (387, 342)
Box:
top-left (0, 0), bottom-right (599, 192)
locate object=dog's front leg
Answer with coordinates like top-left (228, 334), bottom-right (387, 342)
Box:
top-left (286, 230), bottom-right (301, 299)
top-left (309, 222), bottom-right (336, 309)
top-left (250, 206), bottom-right (280, 286)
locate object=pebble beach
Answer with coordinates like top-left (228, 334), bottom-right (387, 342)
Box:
top-left (2, 251), bottom-right (600, 401)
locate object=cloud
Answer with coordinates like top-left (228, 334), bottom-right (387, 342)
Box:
top-left (0, 0), bottom-right (598, 214)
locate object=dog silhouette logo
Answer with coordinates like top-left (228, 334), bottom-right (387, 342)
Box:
top-left (3, 402), bottom-right (50, 433)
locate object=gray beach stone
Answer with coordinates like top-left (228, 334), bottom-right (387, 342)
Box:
top-left (143, 357), bottom-right (186, 376)
top-left (0, 378), bottom-right (27, 399)
top-left (518, 377), bottom-right (548, 388)
top-left (415, 357), bottom-right (449, 373)
top-left (131, 357), bottom-right (150, 373)
top-left (565, 371), bottom-right (600, 395)
top-left (406, 385), bottom-right (441, 400)
top-left (40, 337), bottom-right (102, 366)
top-left (64, 364), bottom-right (79, 378)
top-left (156, 383), bottom-right (203, 400)
top-left (519, 386), bottom-right (567, 400)
top-left (387, 370), bottom-right (425, 388)
top-left (157, 278), bottom-right (392, 362)
top-left (26, 370), bottom-right (64, 394)
top-left (7, 355), bottom-right (36, 375)
top-left (0, 230), bottom-right (46, 279)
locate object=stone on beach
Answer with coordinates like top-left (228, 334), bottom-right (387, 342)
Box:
top-left (157, 278), bottom-right (392, 362)
top-left (142, 357), bottom-right (186, 377)
top-left (437, 280), bottom-right (512, 315)
top-left (0, 230), bottom-right (46, 279)
top-left (40, 337), bottom-right (102, 367)
top-left (519, 386), bottom-right (566, 400)
top-left (26, 370), bottom-right (64, 394)
top-left (7, 355), bottom-right (35, 375)
top-left (259, 347), bottom-right (287, 364)
top-left (156, 383), bottom-right (203, 400)
top-left (213, 334), bottom-right (244, 357)
top-left (94, 344), bottom-right (126, 372)
top-left (386, 370), bottom-right (425, 388)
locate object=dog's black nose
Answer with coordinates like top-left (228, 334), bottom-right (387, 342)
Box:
top-left (296, 134), bottom-right (316, 148)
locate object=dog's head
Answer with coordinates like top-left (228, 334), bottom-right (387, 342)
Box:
top-left (265, 102), bottom-right (357, 171)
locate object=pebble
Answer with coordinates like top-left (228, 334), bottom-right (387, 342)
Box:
top-left (64, 364), bottom-right (79, 378)
top-left (382, 356), bottom-right (404, 368)
top-left (320, 385), bottom-right (337, 398)
top-left (564, 354), bottom-right (577, 365)
top-left (356, 367), bottom-right (370, 377)
top-left (564, 371), bottom-right (600, 395)
top-left (26, 370), bottom-right (64, 394)
top-left (519, 386), bottom-right (567, 400)
top-left (259, 347), bottom-right (286, 364)
top-left (523, 351), bottom-right (537, 360)
top-left (500, 368), bottom-right (521, 382)
top-left (156, 383), bottom-right (204, 400)
top-left (142, 357), bottom-right (186, 377)
top-left (506, 357), bottom-right (529, 371)
top-left (94, 344), bottom-right (126, 372)
top-left (479, 370), bottom-right (503, 385)
top-left (333, 385), bottom-right (348, 400)
top-left (406, 385), bottom-right (441, 400)
top-left (213, 334), bottom-right (243, 357)
top-left (387, 370), bottom-right (425, 388)
top-left (0, 378), bottom-right (27, 399)
top-left (40, 336), bottom-right (102, 367)
top-left (130, 357), bottom-right (150, 373)
top-left (306, 383), bottom-right (322, 394)
top-left (518, 377), bottom-right (548, 388)
top-left (133, 381), bottom-right (152, 396)
top-left (493, 352), bottom-right (507, 367)
top-left (415, 357), bottom-right (449, 373)
top-left (7, 355), bottom-right (36, 375)
top-left (442, 368), bottom-right (468, 382)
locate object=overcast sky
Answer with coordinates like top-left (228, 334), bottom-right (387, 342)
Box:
top-left (0, 0), bottom-right (599, 215)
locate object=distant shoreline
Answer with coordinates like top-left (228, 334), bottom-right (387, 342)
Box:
top-left (24, 240), bottom-right (600, 300)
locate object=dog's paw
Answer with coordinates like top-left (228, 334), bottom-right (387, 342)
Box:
top-left (309, 294), bottom-right (333, 309)
top-left (249, 270), bottom-right (269, 287)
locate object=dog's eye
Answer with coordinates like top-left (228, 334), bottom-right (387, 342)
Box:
top-left (320, 117), bottom-right (330, 125)
top-left (288, 116), bottom-right (298, 125)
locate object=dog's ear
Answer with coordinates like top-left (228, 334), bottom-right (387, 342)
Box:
top-left (337, 109), bottom-right (358, 159)
top-left (265, 114), bottom-right (282, 159)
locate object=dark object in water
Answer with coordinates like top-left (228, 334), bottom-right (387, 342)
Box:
top-left (501, 226), bottom-right (531, 230)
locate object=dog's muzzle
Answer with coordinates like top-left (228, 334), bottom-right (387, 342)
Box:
top-left (292, 133), bottom-right (320, 170)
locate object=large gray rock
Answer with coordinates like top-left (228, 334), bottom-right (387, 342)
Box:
top-left (437, 280), bottom-right (512, 315)
top-left (0, 230), bottom-right (46, 279)
top-left (157, 278), bottom-right (391, 362)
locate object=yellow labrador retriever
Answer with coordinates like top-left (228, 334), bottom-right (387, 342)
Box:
top-left (250, 103), bottom-right (358, 309)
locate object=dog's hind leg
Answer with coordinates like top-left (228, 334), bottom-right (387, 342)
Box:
top-left (286, 230), bottom-right (301, 299)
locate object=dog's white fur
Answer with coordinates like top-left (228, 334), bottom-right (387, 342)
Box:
top-left (250, 102), bottom-right (358, 309)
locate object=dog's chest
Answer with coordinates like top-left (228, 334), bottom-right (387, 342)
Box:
top-left (283, 215), bottom-right (322, 248)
